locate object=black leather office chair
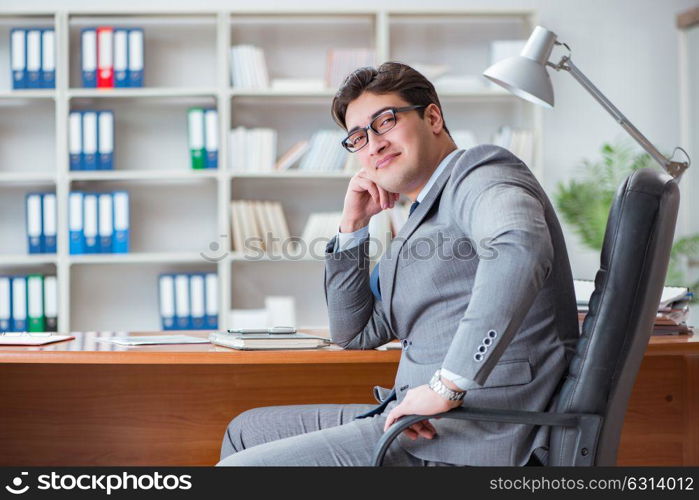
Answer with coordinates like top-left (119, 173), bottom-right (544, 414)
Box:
top-left (373, 168), bottom-right (680, 466)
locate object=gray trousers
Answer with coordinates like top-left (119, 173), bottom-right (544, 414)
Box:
top-left (216, 404), bottom-right (457, 467)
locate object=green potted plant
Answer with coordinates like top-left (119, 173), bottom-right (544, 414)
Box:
top-left (554, 139), bottom-right (698, 301)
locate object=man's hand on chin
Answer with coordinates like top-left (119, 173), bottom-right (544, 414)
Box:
top-left (383, 385), bottom-right (463, 440)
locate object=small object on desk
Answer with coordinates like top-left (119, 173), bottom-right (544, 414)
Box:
top-left (98, 335), bottom-right (210, 346)
top-left (0, 332), bottom-right (75, 346)
top-left (375, 340), bottom-right (402, 350)
top-left (227, 326), bottom-right (297, 334)
top-left (210, 329), bottom-right (330, 350)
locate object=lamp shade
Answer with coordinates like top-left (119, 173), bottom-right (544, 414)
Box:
top-left (483, 26), bottom-right (558, 108)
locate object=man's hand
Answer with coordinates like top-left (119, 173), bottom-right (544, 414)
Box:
top-left (340, 168), bottom-right (399, 233)
top-left (383, 385), bottom-right (463, 440)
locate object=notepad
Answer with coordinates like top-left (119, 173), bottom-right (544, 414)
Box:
top-left (97, 335), bottom-right (210, 346)
top-left (0, 333), bottom-right (75, 345)
top-left (209, 331), bottom-right (330, 350)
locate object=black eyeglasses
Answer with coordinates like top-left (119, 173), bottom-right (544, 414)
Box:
top-left (341, 105), bottom-right (427, 153)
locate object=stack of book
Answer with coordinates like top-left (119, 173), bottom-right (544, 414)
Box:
top-left (325, 48), bottom-right (375, 89)
top-left (229, 44), bottom-right (269, 89)
top-left (209, 329), bottom-right (329, 350)
top-left (228, 127), bottom-right (277, 172)
top-left (230, 200), bottom-right (291, 255)
top-left (10, 28), bottom-right (55, 89)
top-left (297, 130), bottom-right (347, 171)
top-left (0, 274), bottom-right (58, 332)
top-left (574, 279), bottom-right (693, 335)
top-left (275, 141), bottom-right (310, 171)
top-left (300, 212), bottom-right (342, 255)
top-left (81, 27), bottom-right (144, 88)
top-left (68, 191), bottom-right (130, 254)
top-left (492, 126), bottom-right (534, 168)
top-left (69, 110), bottom-right (114, 170)
top-left (158, 273), bottom-right (218, 331)
top-left (187, 108), bottom-right (219, 169)
top-left (25, 193), bottom-right (56, 254)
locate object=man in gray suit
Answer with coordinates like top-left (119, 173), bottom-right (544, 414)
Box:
top-left (218, 62), bottom-right (578, 466)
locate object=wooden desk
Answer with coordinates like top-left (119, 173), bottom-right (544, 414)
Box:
top-left (0, 331), bottom-right (697, 466)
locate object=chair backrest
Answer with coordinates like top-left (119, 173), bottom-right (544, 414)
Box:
top-left (548, 168), bottom-right (680, 466)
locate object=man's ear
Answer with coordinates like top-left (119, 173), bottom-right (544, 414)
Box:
top-left (425, 103), bottom-right (444, 134)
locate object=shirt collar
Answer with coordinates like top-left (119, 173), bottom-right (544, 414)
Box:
top-left (415, 148), bottom-right (462, 204)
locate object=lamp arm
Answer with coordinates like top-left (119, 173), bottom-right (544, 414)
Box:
top-left (550, 56), bottom-right (690, 179)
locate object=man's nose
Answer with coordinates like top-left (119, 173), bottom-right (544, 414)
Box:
top-left (368, 130), bottom-right (389, 156)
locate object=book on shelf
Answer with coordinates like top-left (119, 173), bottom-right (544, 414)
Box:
top-left (26, 192), bottom-right (56, 254)
top-left (159, 273), bottom-right (218, 331)
top-left (300, 212), bottom-right (343, 255)
top-left (275, 141), bottom-right (310, 170)
top-left (230, 45), bottom-right (269, 89)
top-left (69, 110), bottom-right (114, 171)
top-left (492, 126), bottom-right (534, 169)
top-left (574, 279), bottom-right (693, 335)
top-left (188, 108), bottom-right (218, 169)
top-left (325, 48), bottom-right (375, 89)
top-left (0, 274), bottom-right (57, 333)
top-left (81, 26), bottom-right (144, 88)
top-left (229, 127), bottom-right (278, 172)
top-left (297, 130), bottom-right (347, 172)
top-left (10, 27), bottom-right (55, 89)
top-left (69, 191), bottom-right (129, 255)
top-left (433, 74), bottom-right (488, 92)
top-left (209, 330), bottom-right (330, 350)
top-left (230, 200), bottom-right (290, 255)
top-left (270, 78), bottom-right (325, 92)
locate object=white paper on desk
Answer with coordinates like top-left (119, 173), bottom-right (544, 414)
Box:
top-left (0, 333), bottom-right (74, 345)
top-left (97, 335), bottom-right (210, 346)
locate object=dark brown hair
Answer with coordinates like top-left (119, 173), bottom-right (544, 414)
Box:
top-left (331, 61), bottom-right (451, 137)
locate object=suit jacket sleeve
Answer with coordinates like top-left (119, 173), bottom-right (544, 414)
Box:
top-left (441, 175), bottom-right (554, 388)
top-left (324, 235), bottom-right (395, 349)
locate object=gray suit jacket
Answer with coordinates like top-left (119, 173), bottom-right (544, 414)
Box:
top-left (324, 145), bottom-right (579, 466)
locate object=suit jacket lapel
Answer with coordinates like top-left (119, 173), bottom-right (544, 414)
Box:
top-left (382, 149), bottom-right (466, 328)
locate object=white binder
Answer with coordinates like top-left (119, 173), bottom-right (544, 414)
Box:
top-left (26, 193), bottom-right (43, 253)
top-left (26, 29), bottom-right (41, 88)
top-left (174, 274), bottom-right (191, 329)
top-left (41, 29), bottom-right (55, 87)
top-left (98, 193), bottom-right (114, 253)
top-left (82, 111), bottom-right (98, 169)
top-left (113, 29), bottom-right (129, 86)
top-left (83, 193), bottom-right (99, 252)
top-left (11, 277), bottom-right (27, 331)
top-left (69, 112), bottom-right (83, 170)
top-left (42, 193), bottom-right (57, 253)
top-left (69, 191), bottom-right (84, 254)
top-left (159, 275), bottom-right (176, 330)
top-left (189, 274), bottom-right (206, 329)
top-left (11, 29), bottom-right (26, 88)
top-left (0, 277), bottom-right (10, 332)
top-left (27, 275), bottom-right (44, 325)
top-left (97, 111), bottom-right (114, 169)
top-left (205, 272), bottom-right (218, 329)
top-left (43, 275), bottom-right (58, 332)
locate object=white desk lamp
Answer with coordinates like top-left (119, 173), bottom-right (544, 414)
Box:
top-left (483, 26), bottom-right (690, 178)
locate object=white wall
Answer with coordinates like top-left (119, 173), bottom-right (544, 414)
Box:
top-left (4, 0), bottom-right (697, 280)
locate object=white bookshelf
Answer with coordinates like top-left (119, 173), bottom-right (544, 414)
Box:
top-left (0, 8), bottom-right (540, 333)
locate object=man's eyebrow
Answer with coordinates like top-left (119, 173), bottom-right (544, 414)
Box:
top-left (347, 106), bottom-right (393, 134)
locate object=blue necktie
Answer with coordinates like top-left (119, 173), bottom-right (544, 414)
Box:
top-left (370, 201), bottom-right (419, 301)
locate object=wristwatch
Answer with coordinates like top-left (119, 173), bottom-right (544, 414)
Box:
top-left (429, 370), bottom-right (466, 401)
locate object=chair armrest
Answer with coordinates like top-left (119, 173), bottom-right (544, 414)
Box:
top-left (372, 407), bottom-right (602, 466)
